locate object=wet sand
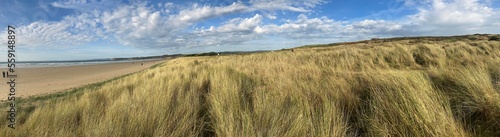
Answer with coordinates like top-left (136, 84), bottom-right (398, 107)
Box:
top-left (0, 59), bottom-right (165, 100)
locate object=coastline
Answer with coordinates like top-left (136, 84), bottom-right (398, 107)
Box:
top-left (0, 59), bottom-right (165, 100)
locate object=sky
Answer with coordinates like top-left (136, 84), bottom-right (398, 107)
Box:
top-left (1, 0), bottom-right (499, 61)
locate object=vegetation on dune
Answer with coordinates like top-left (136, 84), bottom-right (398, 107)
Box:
top-left (185, 52), bottom-right (220, 57)
top-left (1, 35), bottom-right (500, 136)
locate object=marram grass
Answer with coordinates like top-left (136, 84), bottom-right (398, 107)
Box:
top-left (1, 36), bottom-right (500, 136)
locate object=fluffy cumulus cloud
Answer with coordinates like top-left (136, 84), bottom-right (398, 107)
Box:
top-left (100, 5), bottom-right (169, 47)
top-left (3, 0), bottom-right (500, 50)
top-left (192, 14), bottom-right (264, 46)
top-left (197, 14), bottom-right (264, 34)
top-left (410, 0), bottom-right (499, 34)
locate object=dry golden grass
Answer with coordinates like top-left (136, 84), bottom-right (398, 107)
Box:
top-left (1, 35), bottom-right (499, 136)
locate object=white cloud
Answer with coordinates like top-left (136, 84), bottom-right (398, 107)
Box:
top-left (258, 14), bottom-right (341, 38)
top-left (188, 14), bottom-right (264, 47)
top-left (0, 11), bottom-right (101, 48)
top-left (162, 2), bottom-right (176, 14)
top-left (250, 0), bottom-right (327, 12)
top-left (266, 13), bottom-right (277, 20)
top-left (412, 0), bottom-right (494, 26)
top-left (168, 0), bottom-right (326, 25)
top-left (408, 0), bottom-right (500, 35)
top-left (51, 0), bottom-right (121, 11)
top-left (16, 21), bottom-right (97, 48)
top-left (100, 5), bottom-right (173, 47)
top-left (199, 14), bottom-right (263, 33)
top-left (174, 3), bottom-right (247, 23)
top-left (192, 13), bottom-right (343, 46)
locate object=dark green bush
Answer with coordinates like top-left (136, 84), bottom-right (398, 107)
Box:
top-left (489, 36), bottom-right (500, 41)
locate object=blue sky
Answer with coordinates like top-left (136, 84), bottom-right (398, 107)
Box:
top-left (1, 0), bottom-right (499, 61)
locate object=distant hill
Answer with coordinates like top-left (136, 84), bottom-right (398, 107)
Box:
top-left (299, 34), bottom-right (500, 48)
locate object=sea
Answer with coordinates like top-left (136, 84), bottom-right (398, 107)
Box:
top-left (0, 59), bottom-right (160, 68)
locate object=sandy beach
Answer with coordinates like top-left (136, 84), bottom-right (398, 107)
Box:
top-left (0, 59), bottom-right (165, 100)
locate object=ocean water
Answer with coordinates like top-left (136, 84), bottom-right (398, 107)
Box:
top-left (0, 59), bottom-right (159, 68)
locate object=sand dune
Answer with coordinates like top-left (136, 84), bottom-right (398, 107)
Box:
top-left (0, 60), bottom-right (165, 100)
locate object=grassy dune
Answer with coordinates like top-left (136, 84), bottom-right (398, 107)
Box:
top-left (1, 35), bottom-right (500, 136)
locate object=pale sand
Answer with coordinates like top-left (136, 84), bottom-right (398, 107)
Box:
top-left (0, 59), bottom-right (166, 100)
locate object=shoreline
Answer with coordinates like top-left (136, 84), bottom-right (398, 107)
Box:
top-left (0, 58), bottom-right (165, 69)
top-left (0, 59), bottom-right (166, 100)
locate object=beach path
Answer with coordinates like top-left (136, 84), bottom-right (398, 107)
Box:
top-left (0, 60), bottom-right (165, 100)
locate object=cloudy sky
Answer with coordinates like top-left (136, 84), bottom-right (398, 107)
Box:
top-left (1, 0), bottom-right (499, 61)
